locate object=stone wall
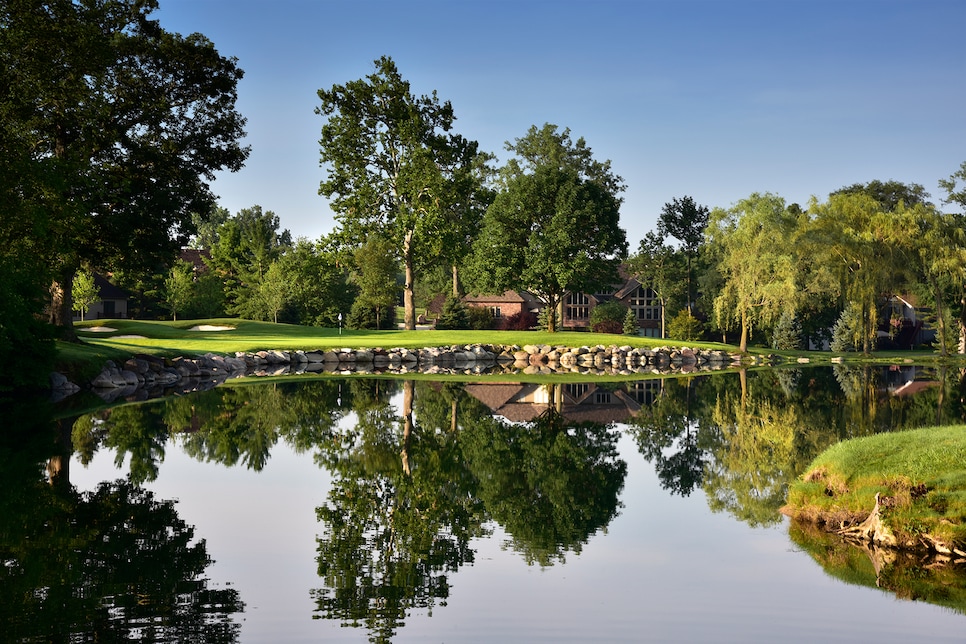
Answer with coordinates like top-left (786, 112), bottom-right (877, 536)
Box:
top-left (52, 343), bottom-right (755, 403)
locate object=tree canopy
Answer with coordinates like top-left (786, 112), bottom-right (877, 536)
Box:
top-left (317, 56), bottom-right (489, 330)
top-left (468, 124), bottom-right (627, 332)
top-left (0, 0), bottom-right (249, 339)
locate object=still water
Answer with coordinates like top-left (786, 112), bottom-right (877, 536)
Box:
top-left (4, 365), bottom-right (966, 642)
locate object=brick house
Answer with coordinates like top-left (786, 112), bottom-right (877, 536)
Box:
top-left (462, 290), bottom-right (544, 325)
top-left (561, 276), bottom-right (663, 337)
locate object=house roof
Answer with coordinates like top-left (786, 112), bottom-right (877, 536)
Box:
top-left (463, 290), bottom-right (527, 304)
top-left (94, 273), bottom-right (129, 301)
top-left (179, 248), bottom-right (212, 272)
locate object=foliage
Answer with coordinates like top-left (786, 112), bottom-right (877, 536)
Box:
top-left (666, 309), bottom-right (704, 341)
top-left (590, 300), bottom-right (628, 334)
top-left (346, 299), bottom-right (395, 331)
top-left (435, 295), bottom-right (470, 330)
top-left (467, 124), bottom-right (627, 332)
top-left (627, 231), bottom-right (685, 338)
top-left (0, 0), bottom-right (248, 335)
top-left (658, 195), bottom-right (709, 312)
top-left (71, 270), bottom-right (100, 321)
top-left (771, 310), bottom-right (802, 350)
top-left (280, 236), bottom-right (354, 327)
top-left (623, 307), bottom-right (639, 335)
top-left (500, 310), bottom-right (538, 331)
top-left (317, 56), bottom-right (489, 330)
top-left (0, 255), bottom-right (55, 391)
top-left (830, 302), bottom-right (868, 353)
top-left (162, 260), bottom-right (196, 321)
top-left (707, 193), bottom-right (802, 352)
top-left (466, 304), bottom-right (494, 330)
top-left (349, 235), bottom-right (399, 329)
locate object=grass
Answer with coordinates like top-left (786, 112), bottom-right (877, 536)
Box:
top-left (63, 317), bottom-right (735, 363)
top-left (784, 425), bottom-right (966, 548)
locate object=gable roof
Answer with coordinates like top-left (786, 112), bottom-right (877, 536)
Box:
top-left (94, 273), bottom-right (129, 300)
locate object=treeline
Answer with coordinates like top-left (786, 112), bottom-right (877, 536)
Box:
top-left (632, 175), bottom-right (966, 354)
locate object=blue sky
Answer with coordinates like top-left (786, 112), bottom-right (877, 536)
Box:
top-left (156, 0), bottom-right (966, 248)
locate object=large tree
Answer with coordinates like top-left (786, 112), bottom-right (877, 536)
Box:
top-left (317, 56), bottom-right (487, 330)
top-left (468, 124), bottom-right (628, 332)
top-left (0, 0), bottom-right (248, 340)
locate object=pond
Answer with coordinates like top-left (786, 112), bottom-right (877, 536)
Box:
top-left (4, 364), bottom-right (966, 642)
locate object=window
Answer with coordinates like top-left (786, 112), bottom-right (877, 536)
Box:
top-left (595, 391), bottom-right (612, 404)
top-left (490, 306), bottom-right (502, 318)
top-left (566, 292), bottom-right (590, 320)
top-left (629, 286), bottom-right (660, 322)
top-left (629, 381), bottom-right (662, 405)
top-left (566, 383), bottom-right (590, 400)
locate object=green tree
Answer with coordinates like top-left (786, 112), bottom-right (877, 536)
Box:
top-left (706, 193), bottom-right (802, 352)
top-left (350, 236), bottom-right (399, 330)
top-left (627, 230), bottom-right (686, 338)
top-left (71, 270), bottom-right (100, 322)
top-left (163, 260), bottom-right (195, 321)
top-left (0, 0), bottom-right (248, 340)
top-left (279, 237), bottom-right (353, 327)
top-left (209, 205), bottom-right (292, 318)
top-left (468, 125), bottom-right (628, 332)
top-left (257, 260), bottom-right (290, 323)
top-left (808, 192), bottom-right (906, 353)
top-left (658, 196), bottom-right (709, 313)
top-left (317, 56), bottom-right (487, 330)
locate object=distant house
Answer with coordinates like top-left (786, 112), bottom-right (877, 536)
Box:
top-left (561, 275), bottom-right (663, 337)
top-left (462, 290), bottom-right (543, 325)
top-left (179, 248), bottom-right (212, 273)
top-left (464, 380), bottom-right (664, 424)
top-left (72, 273), bottom-right (129, 320)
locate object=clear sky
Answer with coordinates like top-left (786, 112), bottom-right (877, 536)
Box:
top-left (155, 0), bottom-right (966, 249)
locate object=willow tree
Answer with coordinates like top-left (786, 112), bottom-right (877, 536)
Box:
top-left (317, 56), bottom-right (488, 330)
top-left (706, 193), bottom-right (802, 352)
top-left (0, 0), bottom-right (249, 340)
top-left (808, 192), bottom-right (908, 354)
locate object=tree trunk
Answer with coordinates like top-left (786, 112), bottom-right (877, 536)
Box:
top-left (739, 309), bottom-right (749, 353)
top-left (401, 380), bottom-right (414, 476)
top-left (451, 264), bottom-right (460, 298)
top-left (660, 297), bottom-right (666, 339)
top-left (403, 233), bottom-right (416, 331)
top-left (50, 268), bottom-right (79, 343)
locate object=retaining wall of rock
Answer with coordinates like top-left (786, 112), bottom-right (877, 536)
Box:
top-left (55, 344), bottom-right (754, 402)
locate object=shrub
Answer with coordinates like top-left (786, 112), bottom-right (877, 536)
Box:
top-left (346, 299), bottom-right (395, 330)
top-left (590, 300), bottom-right (628, 334)
top-left (435, 296), bottom-right (470, 330)
top-left (667, 310), bottom-right (704, 341)
top-left (466, 305), bottom-right (494, 330)
top-left (501, 310), bottom-right (538, 330)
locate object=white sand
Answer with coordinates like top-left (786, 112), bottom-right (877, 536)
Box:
top-left (85, 326), bottom-right (117, 332)
top-left (189, 324), bottom-right (236, 331)
top-left (111, 335), bottom-right (147, 339)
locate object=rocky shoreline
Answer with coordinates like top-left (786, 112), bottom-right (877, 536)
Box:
top-left (50, 343), bottom-right (761, 403)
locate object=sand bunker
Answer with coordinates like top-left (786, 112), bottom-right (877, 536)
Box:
top-left (111, 334), bottom-right (148, 339)
top-left (85, 326), bottom-right (117, 332)
top-left (189, 324), bottom-right (236, 331)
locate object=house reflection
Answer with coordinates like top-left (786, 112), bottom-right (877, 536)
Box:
top-left (464, 380), bottom-right (665, 424)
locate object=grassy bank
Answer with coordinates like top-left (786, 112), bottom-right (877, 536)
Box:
top-left (57, 318), bottom-right (740, 377)
top-left (783, 425), bottom-right (966, 552)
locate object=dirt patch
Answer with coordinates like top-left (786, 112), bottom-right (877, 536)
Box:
top-left (189, 324), bottom-right (235, 331)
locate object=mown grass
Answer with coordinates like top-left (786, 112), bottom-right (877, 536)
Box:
top-left (785, 425), bottom-right (966, 547)
top-left (63, 318), bottom-right (734, 364)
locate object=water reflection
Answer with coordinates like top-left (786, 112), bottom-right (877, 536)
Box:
top-left (0, 397), bottom-right (243, 641)
top-left (7, 365), bottom-right (966, 641)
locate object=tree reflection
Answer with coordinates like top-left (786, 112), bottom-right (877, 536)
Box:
top-left (0, 398), bottom-right (243, 641)
top-left (461, 384), bottom-right (628, 567)
top-left (71, 381), bottom-right (347, 482)
top-left (627, 377), bottom-right (710, 496)
top-left (312, 380), bottom-right (487, 643)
